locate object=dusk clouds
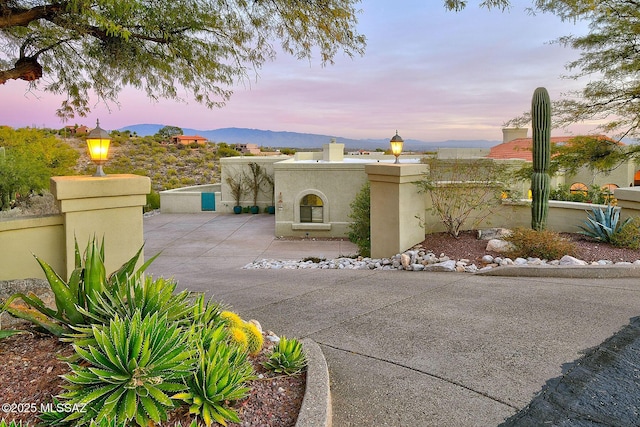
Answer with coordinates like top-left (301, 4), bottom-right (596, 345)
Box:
top-left (2, 0), bottom-right (594, 142)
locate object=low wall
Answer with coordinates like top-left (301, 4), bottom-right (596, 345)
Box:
top-left (160, 184), bottom-right (222, 213)
top-left (0, 174), bottom-right (150, 281)
top-left (368, 163), bottom-right (640, 258)
top-left (0, 215), bottom-right (65, 280)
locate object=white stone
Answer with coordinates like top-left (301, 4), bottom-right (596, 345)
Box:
top-left (481, 255), bottom-right (494, 263)
top-left (423, 260), bottom-right (457, 272)
top-left (514, 257), bottom-right (528, 265)
top-left (477, 228), bottom-right (512, 240)
top-left (559, 255), bottom-right (588, 266)
top-left (411, 264), bottom-right (425, 271)
top-left (485, 239), bottom-right (515, 253)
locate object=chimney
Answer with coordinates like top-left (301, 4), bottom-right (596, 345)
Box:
top-left (502, 128), bottom-right (528, 143)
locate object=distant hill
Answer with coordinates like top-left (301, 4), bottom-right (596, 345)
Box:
top-left (119, 124), bottom-right (500, 151)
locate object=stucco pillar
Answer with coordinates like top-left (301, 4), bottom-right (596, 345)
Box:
top-left (366, 163), bottom-right (428, 258)
top-left (51, 174), bottom-right (150, 279)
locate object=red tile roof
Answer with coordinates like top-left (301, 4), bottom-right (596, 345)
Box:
top-left (487, 136), bottom-right (613, 161)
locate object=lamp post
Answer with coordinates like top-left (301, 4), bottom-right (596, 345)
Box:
top-left (390, 130), bottom-right (404, 164)
top-left (86, 119), bottom-right (111, 177)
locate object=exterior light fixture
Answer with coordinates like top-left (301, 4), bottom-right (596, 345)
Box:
top-left (277, 192), bottom-right (284, 211)
top-left (86, 119), bottom-right (111, 177)
top-left (390, 130), bottom-right (404, 164)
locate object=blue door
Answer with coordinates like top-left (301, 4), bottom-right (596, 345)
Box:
top-left (201, 193), bottom-right (215, 211)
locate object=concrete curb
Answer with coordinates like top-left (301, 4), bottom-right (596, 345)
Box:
top-left (296, 338), bottom-right (332, 427)
top-left (476, 264), bottom-right (640, 278)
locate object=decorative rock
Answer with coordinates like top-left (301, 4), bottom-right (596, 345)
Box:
top-left (464, 264), bottom-right (478, 273)
top-left (477, 228), bottom-right (512, 240)
top-left (514, 258), bottom-right (528, 265)
top-left (401, 253), bottom-right (411, 268)
top-left (411, 264), bottom-right (425, 271)
top-left (559, 255), bottom-right (588, 266)
top-left (482, 255), bottom-right (494, 264)
top-left (486, 239), bottom-right (515, 253)
top-left (423, 260), bottom-right (457, 272)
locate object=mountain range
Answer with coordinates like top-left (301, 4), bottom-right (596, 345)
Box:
top-left (119, 123), bottom-right (500, 151)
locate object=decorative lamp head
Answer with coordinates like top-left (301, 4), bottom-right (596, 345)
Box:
top-left (86, 119), bottom-right (111, 177)
top-left (390, 130), bottom-right (404, 164)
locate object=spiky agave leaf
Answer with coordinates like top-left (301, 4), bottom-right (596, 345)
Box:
top-left (263, 336), bottom-right (307, 375)
top-left (174, 330), bottom-right (254, 427)
top-left (578, 205), bottom-right (631, 242)
top-left (80, 275), bottom-right (194, 328)
top-left (58, 311), bottom-right (195, 426)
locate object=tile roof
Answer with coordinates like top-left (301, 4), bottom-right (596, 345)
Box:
top-left (487, 136), bottom-right (592, 161)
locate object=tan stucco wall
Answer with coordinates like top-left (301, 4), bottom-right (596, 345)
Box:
top-left (0, 215), bottom-right (65, 280)
top-left (274, 159), bottom-right (371, 238)
top-left (219, 156), bottom-right (289, 212)
top-left (160, 184), bottom-right (221, 213)
top-left (51, 174), bottom-right (150, 279)
top-left (367, 163), bottom-right (428, 258)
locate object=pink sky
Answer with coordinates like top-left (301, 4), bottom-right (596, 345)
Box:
top-left (1, 0), bottom-right (597, 142)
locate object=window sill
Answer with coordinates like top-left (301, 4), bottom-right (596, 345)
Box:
top-left (292, 223), bottom-right (332, 231)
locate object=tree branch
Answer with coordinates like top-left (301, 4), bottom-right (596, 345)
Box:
top-left (0, 4), bottom-right (64, 28)
top-left (0, 57), bottom-right (42, 84)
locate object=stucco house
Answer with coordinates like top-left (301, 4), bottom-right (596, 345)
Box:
top-left (164, 129), bottom-right (640, 239)
top-left (486, 128), bottom-right (637, 197)
top-left (171, 135), bottom-right (208, 145)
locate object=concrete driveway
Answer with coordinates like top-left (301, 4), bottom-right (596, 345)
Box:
top-left (144, 213), bottom-right (640, 426)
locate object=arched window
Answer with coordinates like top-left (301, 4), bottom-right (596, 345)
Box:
top-left (570, 182), bottom-right (588, 196)
top-left (300, 194), bottom-right (323, 223)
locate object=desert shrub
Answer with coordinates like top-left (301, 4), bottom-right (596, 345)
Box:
top-left (611, 217), bottom-right (640, 249)
top-left (416, 157), bottom-right (511, 237)
top-left (145, 190), bottom-right (161, 212)
top-left (347, 182), bottom-right (370, 257)
top-left (504, 227), bottom-right (577, 260)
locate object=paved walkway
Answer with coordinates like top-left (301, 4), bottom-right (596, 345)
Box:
top-left (143, 213), bottom-right (640, 426)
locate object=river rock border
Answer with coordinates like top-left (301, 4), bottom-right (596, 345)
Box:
top-left (244, 251), bottom-right (640, 273)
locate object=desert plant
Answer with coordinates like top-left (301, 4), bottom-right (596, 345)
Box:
top-left (1, 237), bottom-right (158, 336)
top-left (242, 321), bottom-right (264, 356)
top-left (415, 158), bottom-right (510, 238)
top-left (504, 227), bottom-right (577, 260)
top-left (578, 205), bottom-right (632, 243)
top-left (531, 87), bottom-right (552, 231)
top-left (78, 275), bottom-right (193, 329)
top-left (225, 173), bottom-right (245, 207)
top-left (263, 336), bottom-right (307, 375)
top-left (610, 217), bottom-right (640, 249)
top-left (0, 329), bottom-right (23, 339)
top-left (347, 182), bottom-right (371, 257)
top-left (56, 311), bottom-right (194, 426)
top-left (0, 420), bottom-right (27, 427)
top-left (173, 339), bottom-right (254, 427)
top-left (244, 162), bottom-right (268, 209)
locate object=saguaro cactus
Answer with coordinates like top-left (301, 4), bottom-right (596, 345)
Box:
top-left (531, 87), bottom-right (551, 231)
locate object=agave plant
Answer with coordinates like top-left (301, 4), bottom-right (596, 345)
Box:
top-left (263, 336), bottom-right (307, 375)
top-left (0, 329), bottom-right (24, 339)
top-left (0, 419), bottom-right (27, 427)
top-left (173, 329), bottom-right (255, 427)
top-left (56, 311), bottom-right (194, 426)
top-left (1, 237), bottom-right (159, 336)
top-left (578, 205), bottom-right (631, 243)
top-left (80, 275), bottom-right (193, 327)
